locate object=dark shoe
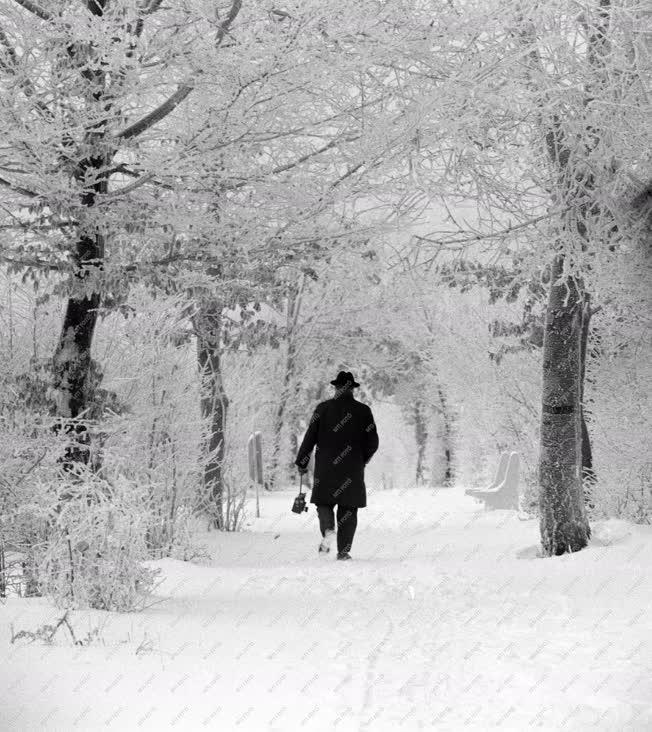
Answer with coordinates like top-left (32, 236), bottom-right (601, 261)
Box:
top-left (337, 552), bottom-right (352, 561)
top-left (318, 544), bottom-right (330, 554)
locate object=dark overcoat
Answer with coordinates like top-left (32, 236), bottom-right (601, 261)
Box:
top-left (295, 391), bottom-right (379, 508)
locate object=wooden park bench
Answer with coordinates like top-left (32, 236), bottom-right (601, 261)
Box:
top-left (465, 451), bottom-right (520, 510)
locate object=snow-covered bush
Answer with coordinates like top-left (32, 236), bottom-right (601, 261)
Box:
top-left (584, 241), bottom-right (652, 524)
top-left (38, 475), bottom-right (161, 611)
top-left (0, 409), bottom-right (70, 597)
top-left (587, 328), bottom-right (652, 523)
top-left (218, 348), bottom-right (276, 530)
top-left (1, 460), bottom-right (160, 610)
top-left (95, 292), bottom-right (209, 550)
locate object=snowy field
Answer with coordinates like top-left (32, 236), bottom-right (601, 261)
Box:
top-left (1, 485), bottom-right (651, 731)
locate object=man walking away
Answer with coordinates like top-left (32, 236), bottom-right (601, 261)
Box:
top-left (295, 371), bottom-right (379, 560)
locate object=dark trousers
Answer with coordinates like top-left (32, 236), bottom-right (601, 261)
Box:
top-left (316, 505), bottom-right (358, 554)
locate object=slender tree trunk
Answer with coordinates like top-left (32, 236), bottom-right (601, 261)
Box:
top-left (269, 337), bottom-right (297, 489)
top-left (539, 256), bottom-right (591, 555)
top-left (437, 386), bottom-right (454, 486)
top-left (414, 399), bottom-right (427, 486)
top-left (579, 299), bottom-right (596, 507)
top-left (289, 431), bottom-right (298, 458)
top-left (194, 303), bottom-right (228, 529)
top-left (269, 276), bottom-right (305, 489)
top-left (0, 539), bottom-right (6, 599)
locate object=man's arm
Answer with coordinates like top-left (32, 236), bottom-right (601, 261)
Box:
top-left (363, 407), bottom-right (379, 465)
top-left (295, 406), bottom-right (321, 471)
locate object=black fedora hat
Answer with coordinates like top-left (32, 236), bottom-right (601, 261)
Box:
top-left (330, 371), bottom-right (360, 388)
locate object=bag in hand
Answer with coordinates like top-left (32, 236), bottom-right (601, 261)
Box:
top-left (291, 474), bottom-right (309, 514)
top-left (291, 493), bottom-right (308, 514)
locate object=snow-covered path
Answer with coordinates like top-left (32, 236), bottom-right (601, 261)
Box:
top-left (2, 487), bottom-right (651, 731)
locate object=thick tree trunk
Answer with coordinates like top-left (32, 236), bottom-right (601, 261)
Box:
top-left (539, 255), bottom-right (591, 555)
top-left (52, 177), bottom-right (106, 471)
top-left (194, 303), bottom-right (228, 529)
top-left (51, 11), bottom-right (113, 471)
top-left (52, 288), bottom-right (101, 467)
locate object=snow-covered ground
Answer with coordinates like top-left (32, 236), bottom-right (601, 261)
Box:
top-left (1, 485), bottom-right (651, 731)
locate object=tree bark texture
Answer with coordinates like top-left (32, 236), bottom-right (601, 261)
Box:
top-left (539, 256), bottom-right (591, 555)
top-left (52, 155), bottom-right (108, 469)
top-left (195, 303), bottom-right (229, 530)
top-left (579, 300), bottom-right (596, 507)
top-left (437, 385), bottom-right (454, 486)
top-left (522, 0), bottom-right (612, 554)
top-left (51, 2), bottom-right (114, 471)
top-left (414, 399), bottom-right (427, 485)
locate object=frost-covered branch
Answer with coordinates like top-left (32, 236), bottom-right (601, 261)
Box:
top-left (116, 0), bottom-right (242, 140)
top-left (116, 84), bottom-right (195, 141)
top-left (0, 174), bottom-right (38, 198)
top-left (10, 0), bottom-right (51, 21)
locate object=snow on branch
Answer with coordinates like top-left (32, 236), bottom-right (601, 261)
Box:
top-left (0, 26), bottom-right (18, 69)
top-left (10, 0), bottom-right (51, 21)
top-left (221, 135), bottom-right (361, 190)
top-left (399, 208), bottom-right (574, 271)
top-left (144, 0), bottom-right (164, 13)
top-left (0, 174), bottom-right (38, 199)
top-left (116, 84), bottom-right (194, 141)
top-left (116, 0), bottom-right (242, 141)
top-left (216, 0), bottom-right (242, 47)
